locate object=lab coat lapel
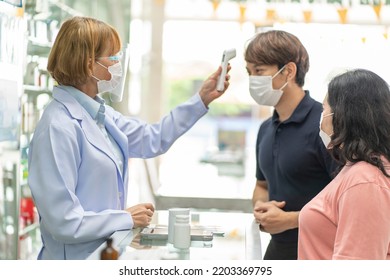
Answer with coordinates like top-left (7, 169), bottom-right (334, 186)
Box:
top-left (76, 109), bottom-right (128, 208)
top-left (53, 89), bottom-right (122, 178)
top-left (104, 115), bottom-right (129, 177)
top-left (82, 116), bottom-right (127, 208)
top-left (54, 88), bottom-right (126, 207)
top-left (104, 116), bottom-right (128, 207)
top-left (80, 117), bottom-right (118, 162)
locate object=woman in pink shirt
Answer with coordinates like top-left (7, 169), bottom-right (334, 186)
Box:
top-left (298, 69), bottom-right (390, 260)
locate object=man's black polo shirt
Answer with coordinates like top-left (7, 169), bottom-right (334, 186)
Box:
top-left (255, 91), bottom-right (337, 243)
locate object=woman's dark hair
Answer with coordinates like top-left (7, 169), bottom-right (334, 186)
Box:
top-left (328, 69), bottom-right (390, 177)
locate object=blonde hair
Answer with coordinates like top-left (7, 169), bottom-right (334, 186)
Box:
top-left (47, 16), bottom-right (121, 86)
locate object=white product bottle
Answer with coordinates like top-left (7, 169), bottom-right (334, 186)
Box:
top-left (173, 214), bottom-right (191, 249)
top-left (168, 208), bottom-right (190, 243)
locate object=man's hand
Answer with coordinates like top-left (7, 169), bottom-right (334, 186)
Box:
top-left (253, 200), bottom-right (298, 234)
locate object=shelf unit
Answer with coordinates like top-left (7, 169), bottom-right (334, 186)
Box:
top-left (0, 0), bottom-right (69, 259)
top-left (1, 0), bottom-right (131, 259)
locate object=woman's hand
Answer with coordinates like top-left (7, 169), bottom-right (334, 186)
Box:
top-left (126, 203), bottom-right (155, 228)
top-left (199, 65), bottom-right (231, 107)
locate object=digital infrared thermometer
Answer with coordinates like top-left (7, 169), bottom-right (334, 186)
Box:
top-left (216, 48), bottom-right (236, 91)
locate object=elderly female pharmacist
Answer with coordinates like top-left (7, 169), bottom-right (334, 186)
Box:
top-left (28, 16), bottom-right (231, 260)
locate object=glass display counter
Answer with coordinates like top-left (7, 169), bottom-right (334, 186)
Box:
top-left (88, 210), bottom-right (270, 260)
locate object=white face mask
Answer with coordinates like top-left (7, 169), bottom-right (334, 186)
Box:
top-left (92, 61), bottom-right (123, 94)
top-left (249, 66), bottom-right (288, 106)
top-left (319, 112), bottom-right (334, 148)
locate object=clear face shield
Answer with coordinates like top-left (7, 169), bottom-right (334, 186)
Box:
top-left (110, 44), bottom-right (130, 102)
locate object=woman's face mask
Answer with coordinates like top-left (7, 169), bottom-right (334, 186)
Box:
top-left (92, 61), bottom-right (123, 94)
top-left (319, 112), bottom-right (334, 148)
top-left (249, 66), bottom-right (288, 106)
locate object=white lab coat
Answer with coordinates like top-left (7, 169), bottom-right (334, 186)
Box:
top-left (28, 86), bottom-right (207, 259)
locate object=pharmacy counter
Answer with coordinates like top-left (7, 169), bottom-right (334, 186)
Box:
top-left (88, 210), bottom-right (270, 260)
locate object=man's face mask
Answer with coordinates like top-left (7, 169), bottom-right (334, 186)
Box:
top-left (249, 66), bottom-right (288, 106)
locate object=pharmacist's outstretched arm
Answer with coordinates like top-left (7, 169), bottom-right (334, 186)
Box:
top-left (199, 65), bottom-right (231, 107)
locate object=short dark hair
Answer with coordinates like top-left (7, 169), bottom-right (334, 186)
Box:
top-left (328, 69), bottom-right (390, 177)
top-left (244, 30), bottom-right (309, 87)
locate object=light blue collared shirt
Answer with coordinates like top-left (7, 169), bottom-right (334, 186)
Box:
top-left (63, 86), bottom-right (124, 176)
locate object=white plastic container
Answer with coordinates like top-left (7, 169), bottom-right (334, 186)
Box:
top-left (168, 208), bottom-right (190, 243)
top-left (173, 214), bottom-right (191, 249)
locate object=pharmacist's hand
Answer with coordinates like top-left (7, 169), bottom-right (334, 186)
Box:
top-left (126, 203), bottom-right (155, 228)
top-left (199, 65), bottom-right (231, 107)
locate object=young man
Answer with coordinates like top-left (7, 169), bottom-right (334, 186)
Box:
top-left (245, 30), bottom-right (337, 259)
